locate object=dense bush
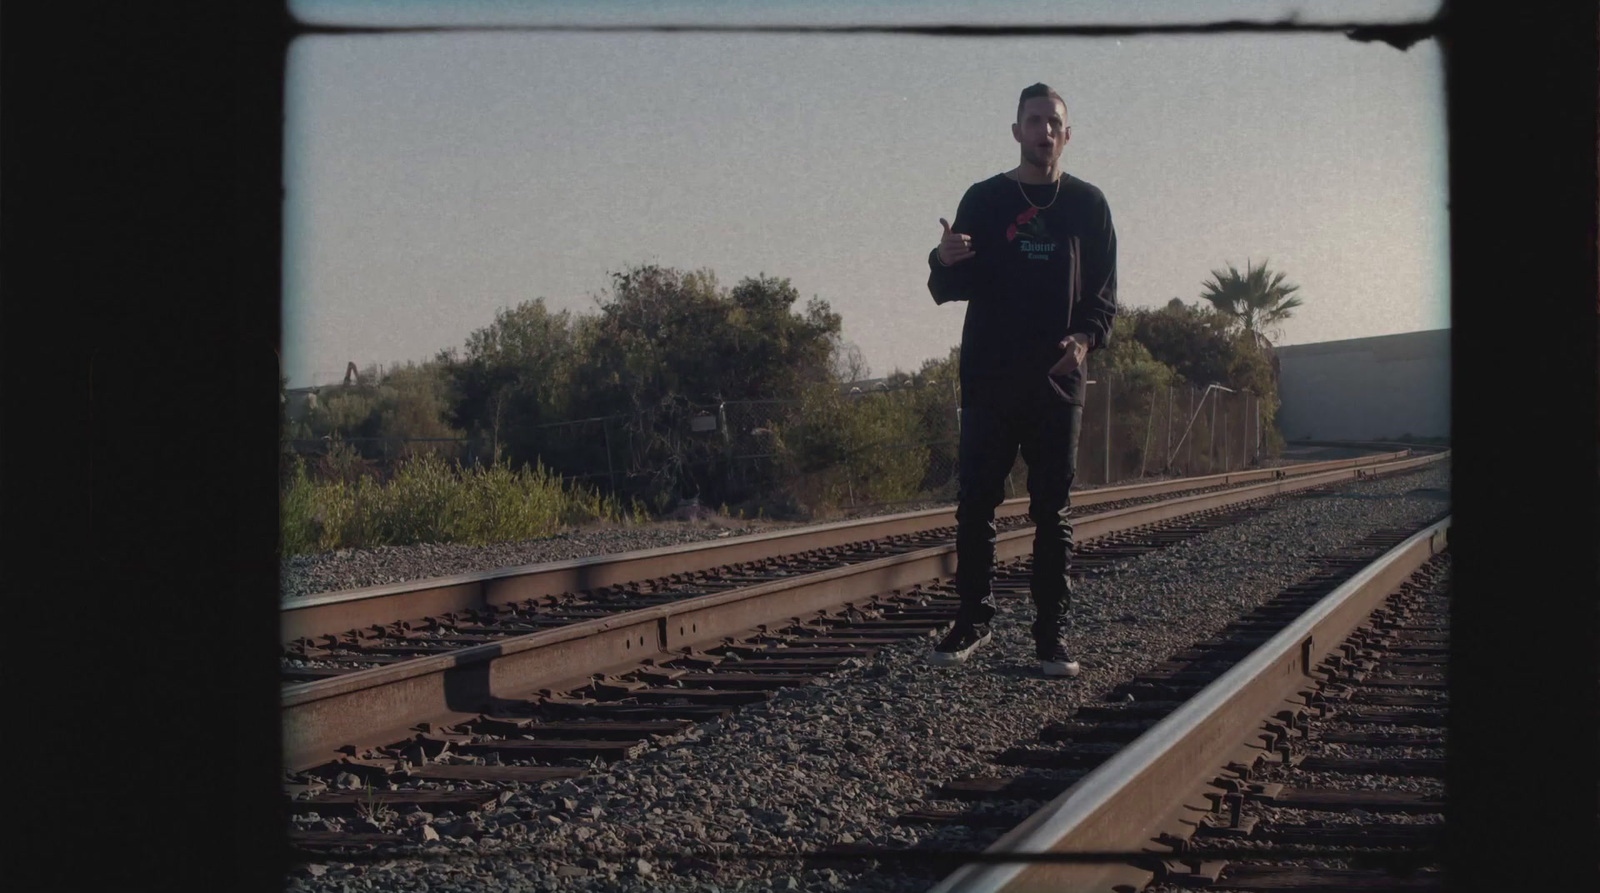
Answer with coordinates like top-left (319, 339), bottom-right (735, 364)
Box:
top-left (770, 382), bottom-right (931, 513)
top-left (1091, 314), bottom-right (1182, 477)
top-left (297, 360), bottom-right (465, 463)
top-left (1123, 299), bottom-right (1285, 459)
top-left (431, 264), bottom-right (845, 511)
top-left (435, 300), bottom-right (580, 465)
top-left (282, 259), bottom-right (1302, 552)
top-left (279, 451), bottom-right (627, 555)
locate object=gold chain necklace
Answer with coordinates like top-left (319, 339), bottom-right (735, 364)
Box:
top-left (1016, 171), bottom-right (1063, 210)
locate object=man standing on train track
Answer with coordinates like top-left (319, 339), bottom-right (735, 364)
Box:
top-left (925, 83), bottom-right (1117, 677)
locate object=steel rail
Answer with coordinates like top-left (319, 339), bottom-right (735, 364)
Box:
top-left (281, 452), bottom-right (1443, 770)
top-left (280, 450), bottom-right (1415, 644)
top-left (926, 516), bottom-right (1452, 893)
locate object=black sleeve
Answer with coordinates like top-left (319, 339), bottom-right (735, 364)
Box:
top-left (927, 184), bottom-right (984, 305)
top-left (1068, 193), bottom-right (1117, 350)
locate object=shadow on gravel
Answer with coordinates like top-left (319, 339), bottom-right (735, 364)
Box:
top-left (987, 661), bottom-right (1083, 680)
top-left (1404, 488), bottom-right (1451, 501)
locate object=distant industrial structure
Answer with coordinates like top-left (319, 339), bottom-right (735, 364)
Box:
top-left (282, 363), bottom-right (364, 423)
top-left (1275, 329), bottom-right (1449, 442)
top-left (282, 386), bottom-right (320, 423)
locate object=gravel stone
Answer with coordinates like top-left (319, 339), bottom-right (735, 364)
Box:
top-left (287, 462), bottom-right (1449, 893)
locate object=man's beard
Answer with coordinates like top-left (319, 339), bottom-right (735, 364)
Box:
top-left (1025, 146), bottom-right (1060, 169)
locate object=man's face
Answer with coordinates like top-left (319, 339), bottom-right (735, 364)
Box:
top-left (1012, 96), bottom-right (1070, 169)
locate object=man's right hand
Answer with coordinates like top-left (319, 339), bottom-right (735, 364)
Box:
top-left (937, 218), bottom-right (976, 266)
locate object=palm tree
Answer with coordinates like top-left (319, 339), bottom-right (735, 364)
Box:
top-left (1198, 259), bottom-right (1304, 349)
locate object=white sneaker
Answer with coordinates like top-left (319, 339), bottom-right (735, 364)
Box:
top-left (928, 623), bottom-right (992, 666)
top-left (1039, 640), bottom-right (1081, 677)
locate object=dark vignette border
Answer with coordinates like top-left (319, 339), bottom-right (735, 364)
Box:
top-left (2, 4), bottom-right (1593, 892)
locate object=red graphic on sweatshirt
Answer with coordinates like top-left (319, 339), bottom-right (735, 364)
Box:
top-left (1006, 206), bottom-right (1040, 242)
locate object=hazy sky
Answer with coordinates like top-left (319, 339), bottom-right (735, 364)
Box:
top-left (282, 0), bottom-right (1447, 387)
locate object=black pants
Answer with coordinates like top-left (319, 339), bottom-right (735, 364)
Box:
top-left (953, 388), bottom-right (1083, 646)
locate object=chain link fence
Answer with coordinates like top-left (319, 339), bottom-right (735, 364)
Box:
top-left (1077, 379), bottom-right (1268, 485)
top-left (291, 376), bottom-right (1275, 513)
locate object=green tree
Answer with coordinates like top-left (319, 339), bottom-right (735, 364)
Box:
top-left (1128, 299), bottom-right (1237, 387)
top-left (560, 264), bottom-right (844, 508)
top-left (307, 376), bottom-right (382, 440)
top-left (572, 264), bottom-right (841, 414)
top-left (1122, 300), bottom-right (1285, 464)
top-left (374, 361), bottom-right (462, 447)
top-left (1198, 259), bottom-right (1304, 349)
top-left (437, 299), bottom-right (580, 464)
top-left (1089, 315), bottom-right (1180, 478)
top-left (904, 348), bottom-right (963, 494)
top-left (301, 361), bottom-right (464, 465)
top-left (771, 380), bottom-right (929, 512)
top-left (1098, 314), bottom-right (1178, 393)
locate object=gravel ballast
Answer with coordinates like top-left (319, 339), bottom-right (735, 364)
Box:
top-left (286, 461), bottom-right (1451, 893)
top-left (279, 449), bottom-right (1383, 601)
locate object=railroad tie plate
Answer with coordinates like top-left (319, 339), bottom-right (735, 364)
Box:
top-left (1160, 859), bottom-right (1228, 886)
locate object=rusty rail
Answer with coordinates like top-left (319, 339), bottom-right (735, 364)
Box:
top-left (926, 516), bottom-right (1451, 893)
top-left (280, 450), bottom-right (1416, 644)
top-left (281, 451), bottom-right (1443, 770)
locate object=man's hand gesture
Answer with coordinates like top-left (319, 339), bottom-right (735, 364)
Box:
top-left (1049, 333), bottom-right (1091, 376)
top-left (937, 218), bottom-right (976, 266)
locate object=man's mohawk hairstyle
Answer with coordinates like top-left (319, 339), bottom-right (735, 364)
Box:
top-left (1017, 83), bottom-right (1067, 122)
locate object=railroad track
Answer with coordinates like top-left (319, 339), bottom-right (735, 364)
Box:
top-left (281, 451), bottom-right (1446, 861)
top-left (279, 450), bottom-right (1429, 650)
top-left (911, 520), bottom-right (1451, 893)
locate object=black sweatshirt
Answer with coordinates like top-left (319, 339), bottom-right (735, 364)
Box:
top-left (928, 171), bottom-right (1117, 407)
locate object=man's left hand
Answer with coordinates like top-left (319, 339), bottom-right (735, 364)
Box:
top-left (1049, 334), bottom-right (1091, 376)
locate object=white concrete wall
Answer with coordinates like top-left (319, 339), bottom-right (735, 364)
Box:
top-left (1276, 329), bottom-right (1450, 441)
